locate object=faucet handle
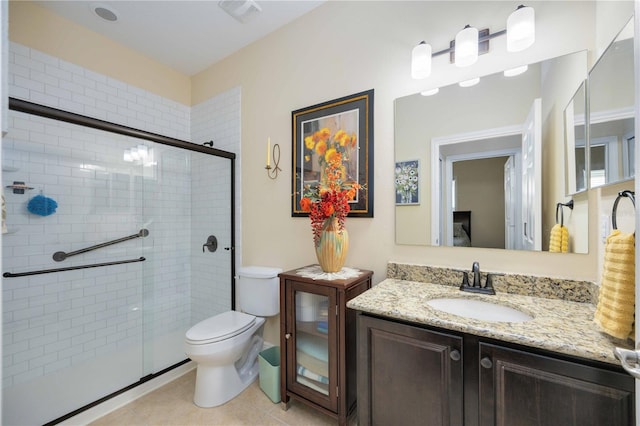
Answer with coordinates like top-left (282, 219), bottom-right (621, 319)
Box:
top-left (484, 273), bottom-right (504, 290)
top-left (459, 272), bottom-right (470, 290)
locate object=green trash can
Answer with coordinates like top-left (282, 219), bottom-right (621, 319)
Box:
top-left (258, 346), bottom-right (281, 403)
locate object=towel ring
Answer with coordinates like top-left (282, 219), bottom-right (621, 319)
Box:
top-left (612, 190), bottom-right (635, 230)
top-left (555, 200), bottom-right (574, 227)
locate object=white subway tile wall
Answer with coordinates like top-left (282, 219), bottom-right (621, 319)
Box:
top-left (3, 41), bottom-right (241, 407)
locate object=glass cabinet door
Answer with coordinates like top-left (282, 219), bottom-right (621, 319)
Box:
top-left (286, 281), bottom-right (337, 411)
top-left (295, 291), bottom-right (330, 394)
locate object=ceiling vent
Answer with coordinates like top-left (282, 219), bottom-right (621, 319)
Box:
top-left (218, 0), bottom-right (262, 23)
top-left (90, 3), bottom-right (118, 22)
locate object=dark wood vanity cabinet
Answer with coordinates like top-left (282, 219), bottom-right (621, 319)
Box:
top-left (279, 268), bottom-right (372, 425)
top-left (477, 342), bottom-right (634, 426)
top-left (357, 314), bottom-right (634, 426)
top-left (357, 314), bottom-right (464, 426)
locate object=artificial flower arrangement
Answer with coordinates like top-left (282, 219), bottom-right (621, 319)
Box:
top-left (299, 128), bottom-right (361, 246)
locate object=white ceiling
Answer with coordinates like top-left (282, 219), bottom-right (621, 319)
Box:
top-left (34, 0), bottom-right (325, 76)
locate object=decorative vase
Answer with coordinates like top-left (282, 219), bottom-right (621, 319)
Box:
top-left (315, 217), bottom-right (349, 273)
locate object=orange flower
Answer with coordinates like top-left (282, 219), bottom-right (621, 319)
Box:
top-left (349, 133), bottom-right (357, 148)
top-left (321, 202), bottom-right (335, 216)
top-left (318, 127), bottom-right (331, 141)
top-left (300, 197), bottom-right (312, 212)
top-left (315, 140), bottom-right (327, 156)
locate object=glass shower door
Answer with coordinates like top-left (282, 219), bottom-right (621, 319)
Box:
top-left (2, 108), bottom-right (234, 425)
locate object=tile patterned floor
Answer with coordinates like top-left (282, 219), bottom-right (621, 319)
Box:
top-left (89, 370), bottom-right (338, 425)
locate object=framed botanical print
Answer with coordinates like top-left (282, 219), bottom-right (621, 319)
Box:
top-left (292, 89), bottom-right (374, 217)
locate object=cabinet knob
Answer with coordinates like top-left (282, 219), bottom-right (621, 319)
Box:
top-left (450, 349), bottom-right (461, 361)
top-left (480, 357), bottom-right (493, 369)
top-left (285, 333), bottom-right (291, 340)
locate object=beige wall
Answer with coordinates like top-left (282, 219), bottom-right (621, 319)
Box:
top-left (8, 1), bottom-right (191, 105)
top-left (8, 1), bottom-right (636, 286)
top-left (192, 1), bottom-right (633, 283)
top-left (454, 157), bottom-right (507, 249)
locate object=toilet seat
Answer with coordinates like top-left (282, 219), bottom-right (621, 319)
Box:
top-left (186, 311), bottom-right (256, 345)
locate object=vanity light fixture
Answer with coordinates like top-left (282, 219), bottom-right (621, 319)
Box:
top-left (504, 64), bottom-right (529, 77)
top-left (411, 4), bottom-right (535, 79)
top-left (459, 77), bottom-right (480, 88)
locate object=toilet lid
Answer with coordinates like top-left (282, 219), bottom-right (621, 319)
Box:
top-left (186, 311), bottom-right (256, 344)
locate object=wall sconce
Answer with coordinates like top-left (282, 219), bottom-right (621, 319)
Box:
top-left (265, 137), bottom-right (281, 179)
top-left (411, 4), bottom-right (535, 79)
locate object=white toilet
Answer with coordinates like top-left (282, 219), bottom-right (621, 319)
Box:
top-left (184, 266), bottom-right (282, 407)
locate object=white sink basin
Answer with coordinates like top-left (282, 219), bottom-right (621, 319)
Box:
top-left (426, 297), bottom-right (533, 323)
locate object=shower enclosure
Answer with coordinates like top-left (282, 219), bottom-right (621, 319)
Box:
top-left (2, 99), bottom-right (236, 425)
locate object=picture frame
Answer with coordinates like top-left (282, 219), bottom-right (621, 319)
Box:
top-left (292, 89), bottom-right (374, 217)
top-left (395, 160), bottom-right (420, 205)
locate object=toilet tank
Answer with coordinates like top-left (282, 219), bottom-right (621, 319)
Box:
top-left (236, 266), bottom-right (282, 316)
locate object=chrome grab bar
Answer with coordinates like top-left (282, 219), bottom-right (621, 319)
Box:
top-left (53, 229), bottom-right (149, 261)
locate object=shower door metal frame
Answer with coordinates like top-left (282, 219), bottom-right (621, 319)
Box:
top-left (7, 97), bottom-right (238, 423)
top-left (9, 97), bottom-right (236, 287)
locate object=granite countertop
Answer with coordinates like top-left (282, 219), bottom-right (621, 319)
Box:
top-left (347, 278), bottom-right (632, 365)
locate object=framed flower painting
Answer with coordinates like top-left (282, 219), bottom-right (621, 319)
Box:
top-left (395, 160), bottom-right (419, 205)
top-left (291, 89), bottom-right (374, 218)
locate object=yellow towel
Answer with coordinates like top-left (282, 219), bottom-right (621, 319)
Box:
top-left (594, 229), bottom-right (635, 340)
top-left (549, 223), bottom-right (569, 253)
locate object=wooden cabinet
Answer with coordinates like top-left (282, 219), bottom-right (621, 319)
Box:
top-left (357, 314), bottom-right (464, 426)
top-left (279, 267), bottom-right (372, 425)
top-left (477, 342), bottom-right (634, 426)
top-left (357, 314), bottom-right (634, 426)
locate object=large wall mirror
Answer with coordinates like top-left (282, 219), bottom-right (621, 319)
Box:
top-left (395, 50), bottom-right (589, 253)
top-left (588, 17), bottom-right (635, 189)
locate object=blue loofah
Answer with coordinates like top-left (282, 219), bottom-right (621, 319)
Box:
top-left (27, 195), bottom-right (58, 216)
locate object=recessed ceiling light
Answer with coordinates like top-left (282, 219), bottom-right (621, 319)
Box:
top-left (90, 3), bottom-right (118, 22)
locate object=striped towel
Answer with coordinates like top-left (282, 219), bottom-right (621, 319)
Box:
top-left (594, 230), bottom-right (635, 340)
top-left (549, 223), bottom-right (569, 253)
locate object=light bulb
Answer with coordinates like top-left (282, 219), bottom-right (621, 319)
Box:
top-left (455, 25), bottom-right (479, 67)
top-left (459, 77), bottom-right (480, 88)
top-left (507, 5), bottom-right (535, 52)
top-left (411, 41), bottom-right (432, 79)
top-left (504, 65), bottom-right (528, 77)
top-left (420, 88), bottom-right (440, 96)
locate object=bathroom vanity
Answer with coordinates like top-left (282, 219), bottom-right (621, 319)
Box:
top-left (279, 266), bottom-right (373, 426)
top-left (348, 264), bottom-right (635, 426)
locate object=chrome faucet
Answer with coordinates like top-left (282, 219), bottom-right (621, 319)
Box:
top-left (460, 261), bottom-right (496, 295)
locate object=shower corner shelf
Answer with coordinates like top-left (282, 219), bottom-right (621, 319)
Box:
top-left (6, 182), bottom-right (34, 194)
top-left (2, 166), bottom-right (19, 172)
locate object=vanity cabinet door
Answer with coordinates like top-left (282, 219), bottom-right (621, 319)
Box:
top-left (478, 342), bottom-right (634, 426)
top-left (357, 315), bottom-right (464, 426)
